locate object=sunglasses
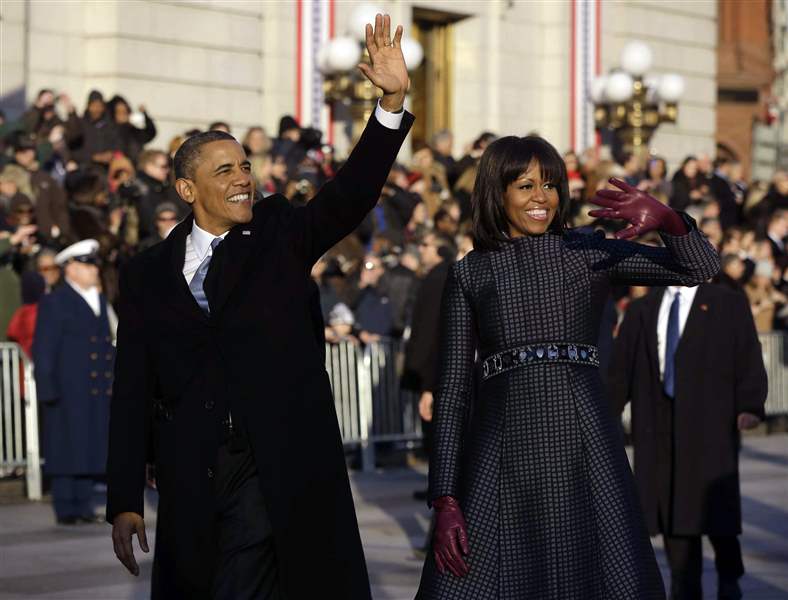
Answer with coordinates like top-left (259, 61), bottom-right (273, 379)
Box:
top-left (14, 207), bottom-right (34, 214)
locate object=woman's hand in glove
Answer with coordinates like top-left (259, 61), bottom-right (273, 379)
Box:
top-left (432, 496), bottom-right (470, 577)
top-left (589, 177), bottom-right (687, 239)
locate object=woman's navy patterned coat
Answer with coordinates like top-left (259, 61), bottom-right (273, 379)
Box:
top-left (417, 217), bottom-right (719, 599)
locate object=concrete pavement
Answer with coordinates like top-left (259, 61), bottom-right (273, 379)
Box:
top-left (1, 434), bottom-right (786, 599)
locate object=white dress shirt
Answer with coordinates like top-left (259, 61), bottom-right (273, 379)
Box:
top-left (657, 285), bottom-right (698, 379)
top-left (182, 99), bottom-right (403, 284)
top-left (66, 279), bottom-right (102, 317)
top-left (183, 222), bottom-right (229, 285)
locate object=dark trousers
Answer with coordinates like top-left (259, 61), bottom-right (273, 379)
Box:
top-left (51, 476), bottom-right (93, 520)
top-left (655, 393), bottom-right (744, 599)
top-left (662, 534), bottom-right (744, 599)
top-left (211, 436), bottom-right (283, 600)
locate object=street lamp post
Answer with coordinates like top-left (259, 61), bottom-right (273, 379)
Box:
top-left (592, 42), bottom-right (685, 157)
top-left (320, 3), bottom-right (423, 142)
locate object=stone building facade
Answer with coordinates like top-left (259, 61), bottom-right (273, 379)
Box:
top-left (0, 0), bottom-right (730, 172)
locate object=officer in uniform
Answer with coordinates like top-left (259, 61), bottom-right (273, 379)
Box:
top-left (33, 239), bottom-right (115, 524)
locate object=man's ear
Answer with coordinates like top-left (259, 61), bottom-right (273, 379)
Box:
top-left (175, 178), bottom-right (195, 206)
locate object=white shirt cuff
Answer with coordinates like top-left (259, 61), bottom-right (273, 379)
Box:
top-left (374, 100), bottom-right (404, 130)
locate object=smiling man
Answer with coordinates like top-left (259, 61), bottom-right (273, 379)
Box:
top-left (106, 15), bottom-right (413, 600)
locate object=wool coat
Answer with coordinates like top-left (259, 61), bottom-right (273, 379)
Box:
top-left (106, 111), bottom-right (413, 599)
top-left (607, 283), bottom-right (767, 536)
top-left (417, 217), bottom-right (719, 599)
top-left (32, 283), bottom-right (115, 475)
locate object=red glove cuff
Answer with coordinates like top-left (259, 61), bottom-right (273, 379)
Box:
top-left (433, 495), bottom-right (461, 511)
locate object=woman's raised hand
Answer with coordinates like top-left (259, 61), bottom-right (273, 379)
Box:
top-left (588, 177), bottom-right (687, 239)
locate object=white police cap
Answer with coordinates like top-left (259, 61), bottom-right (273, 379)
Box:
top-left (55, 239), bottom-right (100, 266)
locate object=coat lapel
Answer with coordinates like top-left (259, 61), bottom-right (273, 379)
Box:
top-left (642, 287), bottom-right (665, 375)
top-left (211, 222), bottom-right (257, 315)
top-left (676, 284), bottom-right (711, 361)
top-left (159, 214), bottom-right (209, 324)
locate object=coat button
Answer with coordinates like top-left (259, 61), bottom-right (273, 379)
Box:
top-left (91, 388), bottom-right (99, 396)
top-left (105, 371), bottom-right (112, 378)
top-left (205, 400), bottom-right (214, 410)
top-left (105, 353), bottom-right (112, 360)
top-left (90, 353), bottom-right (98, 360)
top-left (106, 389), bottom-right (112, 396)
top-left (90, 371), bottom-right (98, 379)
top-left (105, 336), bottom-right (111, 342)
top-left (90, 336), bottom-right (98, 343)
top-left (207, 468), bottom-right (214, 479)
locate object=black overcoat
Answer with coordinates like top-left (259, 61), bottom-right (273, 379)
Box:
top-left (418, 218), bottom-right (719, 599)
top-left (106, 112), bottom-right (413, 599)
top-left (32, 284), bottom-right (115, 475)
top-left (608, 283), bottom-right (767, 536)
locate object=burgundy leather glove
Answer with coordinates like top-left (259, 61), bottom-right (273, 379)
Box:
top-left (588, 177), bottom-right (688, 239)
top-left (432, 496), bottom-right (470, 577)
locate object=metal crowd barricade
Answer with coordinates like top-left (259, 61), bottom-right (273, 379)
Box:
top-left (0, 342), bottom-right (42, 500)
top-left (759, 332), bottom-right (788, 416)
top-left (325, 338), bottom-right (421, 472)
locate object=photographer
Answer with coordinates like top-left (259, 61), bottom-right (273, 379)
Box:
top-left (9, 133), bottom-right (73, 247)
top-left (21, 89), bottom-right (81, 149)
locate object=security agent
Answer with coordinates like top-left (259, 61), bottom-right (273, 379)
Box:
top-left (32, 239), bottom-right (115, 525)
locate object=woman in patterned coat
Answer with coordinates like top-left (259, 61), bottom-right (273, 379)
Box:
top-left (416, 136), bottom-right (720, 599)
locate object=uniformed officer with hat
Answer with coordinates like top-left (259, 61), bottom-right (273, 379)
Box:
top-left (33, 239), bottom-right (116, 524)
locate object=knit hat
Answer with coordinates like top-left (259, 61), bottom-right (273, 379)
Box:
top-left (87, 89), bottom-right (104, 104)
top-left (278, 115), bottom-right (299, 138)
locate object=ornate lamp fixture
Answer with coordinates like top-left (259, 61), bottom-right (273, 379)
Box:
top-left (592, 41), bottom-right (685, 155)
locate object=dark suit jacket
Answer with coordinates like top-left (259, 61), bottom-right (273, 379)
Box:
top-left (404, 259), bottom-right (451, 393)
top-left (106, 111), bottom-right (414, 599)
top-left (608, 283), bottom-right (767, 535)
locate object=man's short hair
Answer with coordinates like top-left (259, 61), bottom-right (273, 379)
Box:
top-left (431, 129), bottom-right (452, 147)
top-left (173, 130), bottom-right (237, 180)
top-left (137, 149), bottom-right (167, 171)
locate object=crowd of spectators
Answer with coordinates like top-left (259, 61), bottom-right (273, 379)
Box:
top-left (2, 87), bottom-right (788, 362)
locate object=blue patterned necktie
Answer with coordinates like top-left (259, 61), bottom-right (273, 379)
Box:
top-left (663, 290), bottom-right (681, 397)
top-left (189, 237), bottom-right (223, 314)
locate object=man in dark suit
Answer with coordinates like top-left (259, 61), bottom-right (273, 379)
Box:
top-left (33, 238), bottom-right (115, 525)
top-left (107, 15), bottom-right (413, 600)
top-left (608, 283), bottom-right (767, 600)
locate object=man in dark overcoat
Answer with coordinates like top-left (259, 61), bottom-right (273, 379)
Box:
top-left (32, 238), bottom-right (114, 524)
top-left (106, 15), bottom-right (413, 600)
top-left (608, 282), bottom-right (767, 600)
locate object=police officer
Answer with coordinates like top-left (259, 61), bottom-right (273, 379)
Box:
top-left (33, 239), bottom-right (115, 525)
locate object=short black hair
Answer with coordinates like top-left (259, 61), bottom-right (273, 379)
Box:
top-left (209, 121), bottom-right (231, 132)
top-left (173, 130), bottom-right (237, 180)
top-left (471, 135), bottom-right (570, 252)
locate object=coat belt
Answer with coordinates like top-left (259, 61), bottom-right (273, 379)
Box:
top-left (480, 342), bottom-right (599, 381)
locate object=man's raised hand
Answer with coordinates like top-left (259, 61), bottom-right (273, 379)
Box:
top-left (357, 14), bottom-right (410, 113)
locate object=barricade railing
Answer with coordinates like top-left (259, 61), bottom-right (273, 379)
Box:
top-left (759, 332), bottom-right (788, 416)
top-left (0, 342), bottom-right (42, 500)
top-left (325, 338), bottom-right (420, 471)
top-left (4, 331), bottom-right (785, 491)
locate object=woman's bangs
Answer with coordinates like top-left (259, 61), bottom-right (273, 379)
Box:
top-left (502, 138), bottom-right (566, 186)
